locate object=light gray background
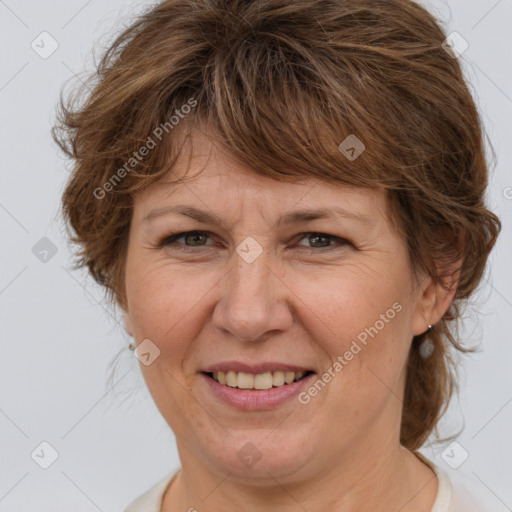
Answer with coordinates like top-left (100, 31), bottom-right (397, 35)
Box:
top-left (0, 0), bottom-right (511, 510)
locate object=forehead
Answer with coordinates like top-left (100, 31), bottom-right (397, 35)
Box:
top-left (132, 129), bottom-right (386, 225)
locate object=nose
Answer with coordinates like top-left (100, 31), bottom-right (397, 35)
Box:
top-left (212, 251), bottom-right (294, 343)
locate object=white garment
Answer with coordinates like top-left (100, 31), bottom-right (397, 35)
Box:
top-left (123, 463), bottom-right (509, 512)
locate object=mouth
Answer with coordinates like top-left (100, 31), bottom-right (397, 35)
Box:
top-left (203, 370), bottom-right (314, 390)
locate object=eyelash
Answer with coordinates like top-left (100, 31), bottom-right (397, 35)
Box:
top-left (159, 231), bottom-right (351, 252)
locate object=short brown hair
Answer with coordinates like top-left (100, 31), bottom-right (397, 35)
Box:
top-left (53, 0), bottom-right (501, 451)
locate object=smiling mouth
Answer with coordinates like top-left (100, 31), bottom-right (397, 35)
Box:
top-left (204, 370), bottom-right (314, 390)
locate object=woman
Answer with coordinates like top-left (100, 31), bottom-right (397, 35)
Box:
top-left (53, 0), bottom-right (503, 510)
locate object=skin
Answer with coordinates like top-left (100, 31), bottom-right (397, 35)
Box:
top-left (123, 129), bottom-right (459, 512)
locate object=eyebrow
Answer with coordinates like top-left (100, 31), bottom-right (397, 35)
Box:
top-left (142, 204), bottom-right (374, 228)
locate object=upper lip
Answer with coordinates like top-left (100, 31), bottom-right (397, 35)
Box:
top-left (202, 362), bottom-right (314, 374)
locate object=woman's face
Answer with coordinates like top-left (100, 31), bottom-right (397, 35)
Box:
top-left (124, 130), bottom-right (437, 483)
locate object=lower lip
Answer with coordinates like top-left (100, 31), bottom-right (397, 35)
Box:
top-left (200, 372), bottom-right (316, 410)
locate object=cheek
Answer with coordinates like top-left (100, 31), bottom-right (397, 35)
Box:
top-left (294, 261), bottom-right (409, 342)
top-left (124, 263), bottom-right (212, 435)
top-left (124, 261), bottom-right (215, 360)
top-left (293, 265), bottom-right (413, 393)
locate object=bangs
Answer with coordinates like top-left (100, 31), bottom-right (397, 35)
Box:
top-left (88, 4), bottom-right (441, 196)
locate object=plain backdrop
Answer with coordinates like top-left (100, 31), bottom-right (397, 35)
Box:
top-left (0, 0), bottom-right (511, 510)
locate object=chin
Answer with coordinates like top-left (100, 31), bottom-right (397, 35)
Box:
top-left (196, 429), bottom-right (319, 484)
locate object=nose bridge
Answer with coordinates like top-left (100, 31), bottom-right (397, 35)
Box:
top-left (213, 248), bottom-right (291, 341)
top-left (232, 250), bottom-right (271, 300)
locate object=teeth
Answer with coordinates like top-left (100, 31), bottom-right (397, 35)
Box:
top-left (226, 370), bottom-right (237, 387)
top-left (237, 372), bottom-right (254, 389)
top-left (211, 370), bottom-right (308, 389)
top-left (272, 371), bottom-right (285, 387)
top-left (254, 372), bottom-right (273, 389)
top-left (284, 371), bottom-right (295, 384)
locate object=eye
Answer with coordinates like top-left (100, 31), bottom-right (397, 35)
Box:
top-left (160, 231), bottom-right (213, 249)
top-left (159, 230), bottom-right (350, 252)
top-left (293, 232), bottom-right (350, 250)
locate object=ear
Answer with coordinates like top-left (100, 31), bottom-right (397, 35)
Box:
top-left (411, 261), bottom-right (462, 336)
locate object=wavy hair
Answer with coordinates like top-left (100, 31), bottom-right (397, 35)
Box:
top-left (53, 0), bottom-right (501, 450)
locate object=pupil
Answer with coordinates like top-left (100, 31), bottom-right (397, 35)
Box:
top-left (311, 234), bottom-right (329, 247)
top-left (187, 233), bottom-right (205, 245)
